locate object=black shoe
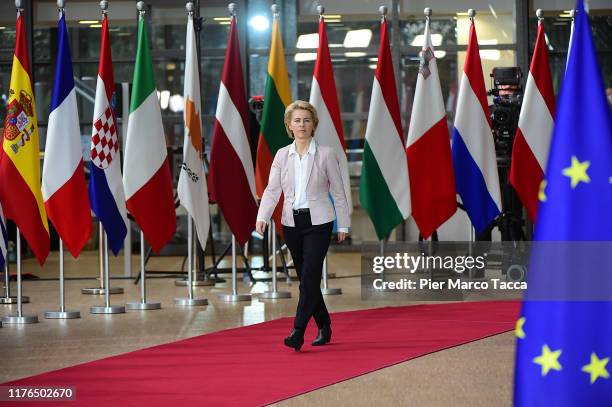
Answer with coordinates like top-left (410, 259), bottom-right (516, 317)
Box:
top-left (284, 329), bottom-right (304, 351)
top-left (311, 325), bottom-right (332, 346)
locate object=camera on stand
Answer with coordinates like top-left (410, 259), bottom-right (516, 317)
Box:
top-left (488, 67), bottom-right (528, 281)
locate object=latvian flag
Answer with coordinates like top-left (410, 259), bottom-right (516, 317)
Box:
top-left (510, 19), bottom-right (554, 222)
top-left (208, 15), bottom-right (258, 246)
top-left (451, 18), bottom-right (502, 233)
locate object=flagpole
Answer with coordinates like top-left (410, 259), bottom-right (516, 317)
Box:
top-left (44, 238), bottom-right (80, 319)
top-left (1, 262), bottom-right (29, 304)
top-left (175, 216), bottom-right (207, 306)
top-left (219, 234), bottom-right (251, 302)
top-left (91, 231), bottom-right (125, 314)
top-left (126, 231), bottom-right (161, 310)
top-left (82, 222), bottom-right (123, 295)
top-left (2, 228), bottom-right (38, 324)
top-left (259, 220), bottom-right (291, 299)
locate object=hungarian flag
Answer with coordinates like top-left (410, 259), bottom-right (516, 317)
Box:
top-left (510, 20), bottom-right (554, 222)
top-left (178, 12), bottom-right (209, 249)
top-left (309, 16), bottom-right (352, 213)
top-left (89, 13), bottom-right (128, 255)
top-left (209, 16), bottom-right (257, 246)
top-left (254, 13), bottom-right (292, 229)
top-left (0, 12), bottom-right (49, 265)
top-left (406, 17), bottom-right (456, 239)
top-left (359, 16), bottom-right (411, 241)
top-left (42, 13), bottom-right (92, 258)
top-left (123, 14), bottom-right (176, 253)
top-left (451, 19), bottom-right (502, 233)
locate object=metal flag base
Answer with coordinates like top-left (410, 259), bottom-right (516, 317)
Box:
top-left (3, 315), bottom-right (38, 324)
top-left (322, 287), bottom-right (343, 295)
top-left (259, 290), bottom-right (291, 299)
top-left (44, 310), bottom-right (80, 319)
top-left (81, 287), bottom-right (124, 295)
top-left (126, 301), bottom-right (161, 310)
top-left (218, 293), bottom-right (251, 302)
top-left (175, 278), bottom-right (215, 287)
top-left (90, 305), bottom-right (126, 314)
top-left (0, 296), bottom-right (29, 304)
top-left (174, 297), bottom-right (208, 306)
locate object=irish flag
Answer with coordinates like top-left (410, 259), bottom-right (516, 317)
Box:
top-left (255, 14), bottom-right (292, 199)
top-left (360, 16), bottom-right (410, 241)
top-left (123, 14), bottom-right (176, 253)
top-left (309, 16), bottom-right (352, 213)
top-left (0, 12), bottom-right (49, 265)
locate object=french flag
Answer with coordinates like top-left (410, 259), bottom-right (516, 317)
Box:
top-left (88, 14), bottom-right (128, 255)
top-left (510, 19), bottom-right (554, 222)
top-left (451, 19), bottom-right (502, 233)
top-left (41, 14), bottom-right (92, 258)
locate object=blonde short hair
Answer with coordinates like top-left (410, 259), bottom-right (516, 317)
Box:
top-left (283, 100), bottom-right (319, 138)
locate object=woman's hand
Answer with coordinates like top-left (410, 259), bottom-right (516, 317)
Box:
top-left (338, 232), bottom-right (348, 242)
top-left (256, 220), bottom-right (267, 235)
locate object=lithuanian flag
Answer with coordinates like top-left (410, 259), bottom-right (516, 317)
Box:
top-left (0, 12), bottom-right (49, 264)
top-left (255, 15), bottom-right (292, 198)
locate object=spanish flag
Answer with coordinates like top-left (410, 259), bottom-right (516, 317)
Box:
top-left (0, 12), bottom-right (49, 265)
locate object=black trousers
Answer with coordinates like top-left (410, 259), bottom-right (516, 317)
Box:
top-left (283, 212), bottom-right (333, 331)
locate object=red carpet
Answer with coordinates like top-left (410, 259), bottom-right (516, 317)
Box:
top-left (6, 301), bottom-right (519, 406)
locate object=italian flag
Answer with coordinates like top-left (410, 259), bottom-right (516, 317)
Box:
top-left (359, 17), bottom-right (411, 241)
top-left (123, 16), bottom-right (176, 253)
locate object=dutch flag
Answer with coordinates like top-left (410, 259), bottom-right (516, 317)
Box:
top-left (451, 17), bottom-right (502, 233)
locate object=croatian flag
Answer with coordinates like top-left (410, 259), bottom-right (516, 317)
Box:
top-left (451, 19), bottom-right (501, 233)
top-left (89, 13), bottom-right (128, 255)
top-left (42, 14), bottom-right (92, 258)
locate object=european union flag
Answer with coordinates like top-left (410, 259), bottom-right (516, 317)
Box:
top-left (514, 1), bottom-right (612, 405)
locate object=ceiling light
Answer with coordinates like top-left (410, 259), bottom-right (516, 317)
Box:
top-left (479, 50), bottom-right (500, 60)
top-left (410, 33), bottom-right (443, 47)
top-left (343, 29), bottom-right (372, 48)
top-left (294, 53), bottom-right (317, 62)
top-left (249, 15), bottom-right (270, 32)
top-left (345, 52), bottom-right (367, 58)
top-left (296, 33), bottom-right (318, 49)
top-left (213, 17), bottom-right (231, 21)
top-left (79, 20), bottom-right (99, 24)
top-left (434, 50), bottom-right (446, 58)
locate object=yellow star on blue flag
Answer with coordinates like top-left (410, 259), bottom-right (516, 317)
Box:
top-left (513, 1), bottom-right (612, 406)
